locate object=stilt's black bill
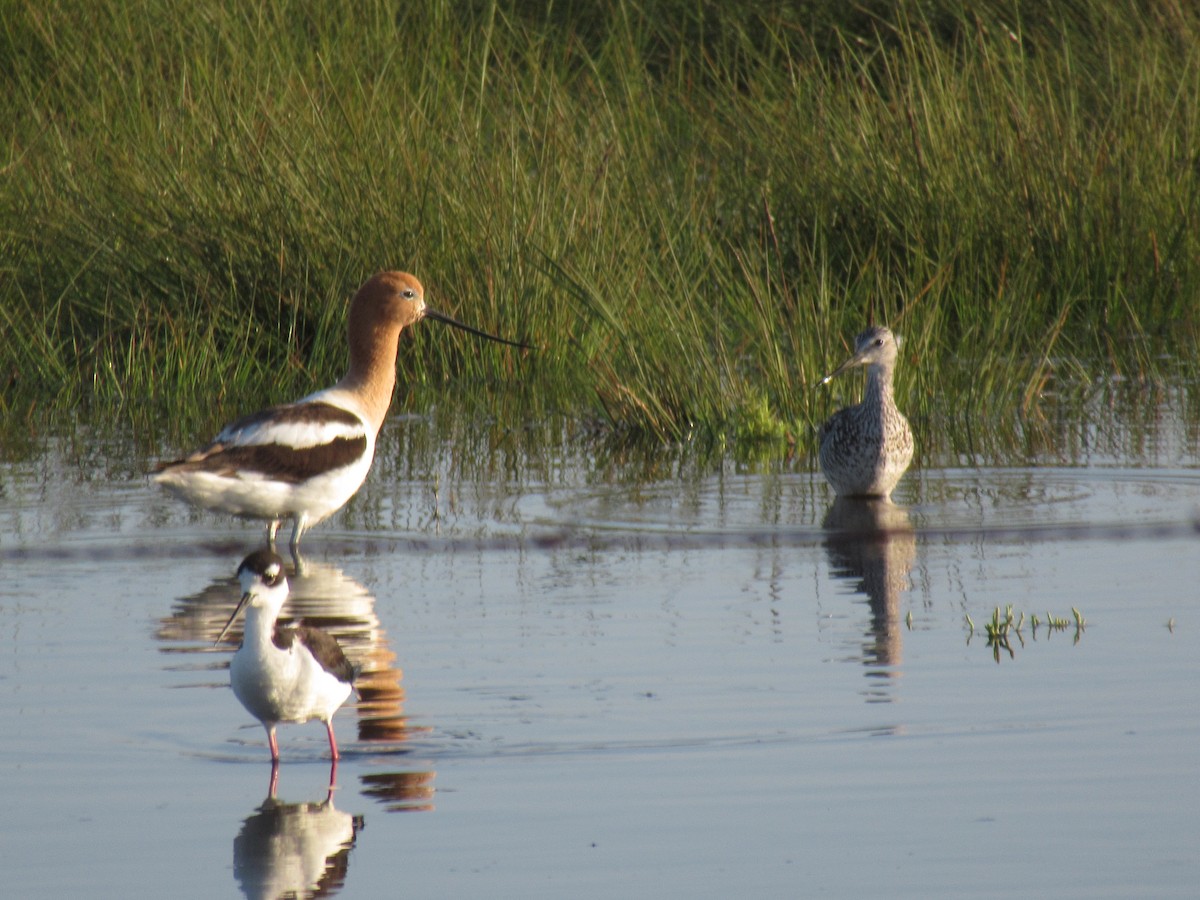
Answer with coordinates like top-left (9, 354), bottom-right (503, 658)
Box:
top-left (425, 309), bottom-right (534, 350)
top-left (215, 592), bottom-right (251, 646)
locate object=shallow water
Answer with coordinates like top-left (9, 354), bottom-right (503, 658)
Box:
top-left (1, 397), bottom-right (1198, 898)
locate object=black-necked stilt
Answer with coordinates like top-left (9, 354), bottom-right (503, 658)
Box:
top-left (818, 326), bottom-right (914, 500)
top-left (234, 763), bottom-right (364, 897)
top-left (155, 271), bottom-right (530, 550)
top-left (216, 549), bottom-right (358, 761)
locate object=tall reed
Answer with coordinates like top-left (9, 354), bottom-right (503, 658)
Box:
top-left (3, 0), bottom-right (1198, 449)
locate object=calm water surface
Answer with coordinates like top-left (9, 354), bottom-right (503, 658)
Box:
top-left (1, 393), bottom-right (1198, 898)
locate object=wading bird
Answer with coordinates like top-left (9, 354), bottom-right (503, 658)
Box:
top-left (155, 271), bottom-right (529, 549)
top-left (818, 325), bottom-right (913, 500)
top-left (216, 549), bottom-right (357, 761)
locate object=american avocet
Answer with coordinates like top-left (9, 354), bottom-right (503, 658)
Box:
top-left (216, 549), bottom-right (357, 761)
top-left (818, 325), bottom-right (914, 500)
top-left (154, 271), bottom-right (528, 549)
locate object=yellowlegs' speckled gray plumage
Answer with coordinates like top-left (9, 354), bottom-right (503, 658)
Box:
top-left (818, 326), bottom-right (913, 500)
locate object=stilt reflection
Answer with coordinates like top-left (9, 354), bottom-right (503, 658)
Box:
top-left (232, 762), bottom-right (364, 899)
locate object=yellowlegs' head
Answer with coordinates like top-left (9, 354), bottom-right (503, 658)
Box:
top-left (819, 326), bottom-right (900, 385)
top-left (214, 549), bottom-right (290, 645)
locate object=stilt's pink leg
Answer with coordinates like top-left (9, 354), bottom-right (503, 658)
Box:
top-left (325, 719), bottom-right (340, 760)
top-left (267, 725), bottom-right (280, 761)
top-left (325, 760), bottom-right (338, 801)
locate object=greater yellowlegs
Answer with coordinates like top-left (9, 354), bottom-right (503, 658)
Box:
top-left (818, 325), bottom-right (913, 499)
top-left (155, 271), bottom-right (530, 550)
top-left (216, 550), bottom-right (358, 761)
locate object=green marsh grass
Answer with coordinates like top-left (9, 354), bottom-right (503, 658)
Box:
top-left (3, 1), bottom-right (1200, 453)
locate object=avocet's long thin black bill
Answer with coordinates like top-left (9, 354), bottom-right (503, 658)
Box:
top-left (425, 309), bottom-right (534, 350)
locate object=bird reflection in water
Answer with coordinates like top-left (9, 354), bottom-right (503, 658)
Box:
top-left (274, 555), bottom-right (414, 748)
top-left (822, 497), bottom-right (916, 702)
top-left (359, 771), bottom-right (437, 813)
top-left (233, 762), bottom-right (363, 899)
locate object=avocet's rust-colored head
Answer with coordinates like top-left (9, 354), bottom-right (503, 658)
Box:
top-left (348, 271), bottom-right (428, 337)
top-left (350, 270), bottom-right (531, 349)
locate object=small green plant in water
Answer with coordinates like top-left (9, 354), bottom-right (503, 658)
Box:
top-left (967, 604), bottom-right (1085, 662)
